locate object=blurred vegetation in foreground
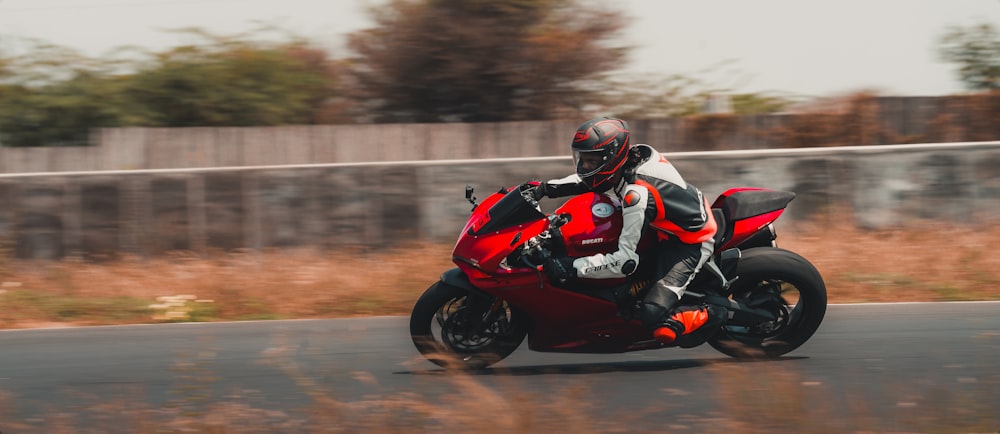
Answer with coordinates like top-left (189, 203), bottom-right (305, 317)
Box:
top-left (0, 353), bottom-right (996, 433)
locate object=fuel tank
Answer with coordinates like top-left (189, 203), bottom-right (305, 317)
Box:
top-left (553, 192), bottom-right (623, 258)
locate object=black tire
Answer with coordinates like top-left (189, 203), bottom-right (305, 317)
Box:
top-left (708, 247), bottom-right (827, 358)
top-left (409, 281), bottom-right (528, 370)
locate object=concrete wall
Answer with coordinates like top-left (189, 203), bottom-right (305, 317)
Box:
top-left (3, 95), bottom-right (998, 174)
top-left (2, 141), bottom-right (999, 259)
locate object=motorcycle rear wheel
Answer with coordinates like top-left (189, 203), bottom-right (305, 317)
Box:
top-left (708, 247), bottom-right (827, 358)
top-left (410, 281), bottom-right (528, 370)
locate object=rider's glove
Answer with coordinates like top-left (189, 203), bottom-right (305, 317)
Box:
top-left (543, 256), bottom-right (576, 284)
top-left (531, 181), bottom-right (548, 201)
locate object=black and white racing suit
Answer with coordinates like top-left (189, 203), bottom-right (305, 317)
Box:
top-left (543, 144), bottom-right (718, 328)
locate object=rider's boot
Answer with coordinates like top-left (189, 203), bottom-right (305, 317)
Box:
top-left (652, 306), bottom-right (710, 344)
top-left (640, 288), bottom-right (701, 345)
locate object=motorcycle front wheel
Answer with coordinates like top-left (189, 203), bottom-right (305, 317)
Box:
top-left (709, 247), bottom-right (827, 358)
top-left (409, 280), bottom-right (528, 370)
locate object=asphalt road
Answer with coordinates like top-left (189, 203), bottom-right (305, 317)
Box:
top-left (1, 302), bottom-right (998, 432)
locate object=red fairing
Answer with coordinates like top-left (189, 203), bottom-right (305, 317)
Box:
top-left (553, 193), bottom-right (623, 257)
top-left (713, 187), bottom-right (789, 250)
top-left (452, 188), bottom-right (547, 279)
top-left (724, 209), bottom-right (783, 250)
top-left (449, 187), bottom-right (644, 352)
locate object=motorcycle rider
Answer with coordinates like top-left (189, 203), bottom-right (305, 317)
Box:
top-left (535, 117), bottom-right (717, 345)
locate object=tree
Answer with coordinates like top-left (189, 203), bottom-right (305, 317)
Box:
top-left (346, 0), bottom-right (627, 122)
top-left (124, 29), bottom-right (342, 127)
top-left (0, 29), bottom-right (346, 146)
top-left (0, 74), bottom-right (128, 146)
top-left (938, 22), bottom-right (1000, 91)
top-left (0, 39), bottom-right (127, 146)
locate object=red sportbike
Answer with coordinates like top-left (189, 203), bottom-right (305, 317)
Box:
top-left (410, 183), bottom-right (827, 369)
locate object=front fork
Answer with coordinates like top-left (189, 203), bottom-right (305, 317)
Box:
top-left (462, 291), bottom-right (508, 335)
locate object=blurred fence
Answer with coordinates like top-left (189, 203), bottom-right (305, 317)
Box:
top-left (1, 95), bottom-right (998, 174)
top-left (2, 141), bottom-right (999, 260)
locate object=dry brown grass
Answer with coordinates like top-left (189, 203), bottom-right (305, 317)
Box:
top-left (779, 222), bottom-right (1000, 303)
top-left (0, 223), bottom-right (997, 329)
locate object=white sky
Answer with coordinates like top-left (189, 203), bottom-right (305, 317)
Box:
top-left (1, 0), bottom-right (998, 98)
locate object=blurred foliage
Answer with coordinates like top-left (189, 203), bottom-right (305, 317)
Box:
top-left (938, 21), bottom-right (1000, 91)
top-left (7, 2), bottom-right (994, 148)
top-left (346, 0), bottom-right (628, 122)
top-left (0, 289), bottom-right (153, 326)
top-left (730, 93), bottom-right (792, 115)
top-left (594, 73), bottom-right (707, 119)
top-left (124, 28), bottom-right (342, 127)
top-left (0, 40), bottom-right (126, 146)
top-left (595, 71), bottom-right (793, 119)
top-left (0, 30), bottom-right (342, 146)
top-left (0, 73), bottom-right (124, 146)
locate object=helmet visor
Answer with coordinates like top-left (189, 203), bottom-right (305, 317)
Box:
top-left (573, 148), bottom-right (611, 178)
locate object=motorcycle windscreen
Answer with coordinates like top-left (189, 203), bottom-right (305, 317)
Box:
top-left (472, 187), bottom-right (545, 235)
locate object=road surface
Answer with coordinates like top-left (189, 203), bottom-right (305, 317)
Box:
top-left (1, 302), bottom-right (997, 432)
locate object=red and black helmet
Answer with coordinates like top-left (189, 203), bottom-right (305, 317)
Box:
top-left (571, 117), bottom-right (633, 192)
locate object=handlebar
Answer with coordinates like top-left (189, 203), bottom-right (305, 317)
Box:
top-left (517, 212), bottom-right (570, 268)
